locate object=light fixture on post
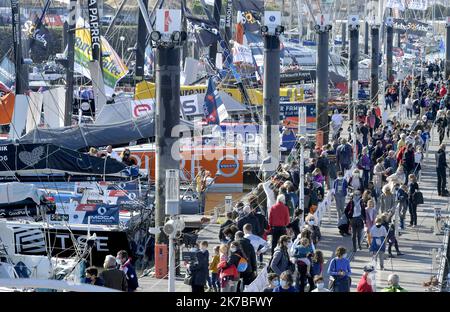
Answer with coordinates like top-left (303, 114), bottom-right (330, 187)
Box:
top-left (314, 14), bottom-right (331, 33)
top-left (150, 30), bottom-right (161, 47)
top-left (170, 31), bottom-right (187, 45)
top-left (260, 25), bottom-right (269, 36)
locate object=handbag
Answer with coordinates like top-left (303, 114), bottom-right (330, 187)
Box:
top-left (184, 273), bottom-right (192, 285)
top-left (413, 191), bottom-right (424, 205)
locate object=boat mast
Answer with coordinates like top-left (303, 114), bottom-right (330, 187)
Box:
top-left (209, 0), bottom-right (222, 63)
top-left (135, 0), bottom-right (148, 82)
top-left (10, 0), bottom-right (28, 94)
top-left (64, 0), bottom-right (77, 127)
top-left (87, 0), bottom-right (107, 116)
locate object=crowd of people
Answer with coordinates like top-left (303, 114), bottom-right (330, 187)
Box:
top-left (183, 71), bottom-right (449, 293)
top-left (80, 63), bottom-right (446, 293)
top-left (83, 251), bottom-right (139, 292)
top-left (87, 145), bottom-right (138, 166)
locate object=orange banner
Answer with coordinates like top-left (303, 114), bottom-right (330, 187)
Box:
top-left (0, 93), bottom-right (14, 125)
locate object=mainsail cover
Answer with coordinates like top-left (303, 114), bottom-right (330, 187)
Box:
top-left (17, 116), bottom-right (194, 151)
top-left (0, 143), bottom-right (129, 179)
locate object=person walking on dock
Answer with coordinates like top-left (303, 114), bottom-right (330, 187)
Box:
top-left (436, 144), bottom-right (449, 196)
top-left (333, 171), bottom-right (348, 222)
top-left (336, 138), bottom-right (353, 174)
top-left (344, 190), bottom-right (366, 252)
top-left (269, 195), bottom-right (290, 254)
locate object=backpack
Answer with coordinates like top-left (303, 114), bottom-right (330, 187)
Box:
top-left (237, 255), bottom-right (248, 272)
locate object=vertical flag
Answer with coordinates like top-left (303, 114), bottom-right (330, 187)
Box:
top-left (203, 78), bottom-right (228, 124)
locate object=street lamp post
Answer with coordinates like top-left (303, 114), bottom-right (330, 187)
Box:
top-left (299, 136), bottom-right (306, 228)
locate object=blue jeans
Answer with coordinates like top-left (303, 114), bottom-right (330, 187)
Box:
top-left (210, 273), bottom-right (220, 291)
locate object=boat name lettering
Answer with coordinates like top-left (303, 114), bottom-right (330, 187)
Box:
top-left (55, 233), bottom-right (108, 251)
top-left (0, 146), bottom-right (7, 151)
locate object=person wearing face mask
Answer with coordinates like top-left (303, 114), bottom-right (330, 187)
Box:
top-left (188, 241), bottom-right (210, 292)
top-left (218, 241), bottom-right (248, 292)
top-left (327, 246), bottom-right (352, 292)
top-left (234, 231), bottom-right (257, 288)
top-left (219, 212), bottom-right (235, 244)
top-left (216, 244), bottom-right (237, 292)
top-left (116, 250), bottom-right (139, 292)
top-left (263, 273), bottom-right (280, 292)
top-left (273, 271), bottom-right (297, 292)
top-left (348, 169), bottom-right (364, 194)
top-left (358, 147), bottom-right (372, 190)
top-left (345, 191), bottom-right (366, 252)
top-left (311, 275), bottom-right (330, 292)
top-left (369, 218), bottom-right (388, 270)
top-left (83, 266), bottom-right (104, 286)
top-left (305, 214), bottom-right (321, 245)
top-left (333, 171), bottom-right (348, 222)
top-left (269, 235), bottom-right (294, 276)
top-left (357, 265), bottom-right (375, 292)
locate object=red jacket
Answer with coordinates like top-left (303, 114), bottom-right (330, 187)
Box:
top-left (357, 274), bottom-right (373, 292)
top-left (440, 86), bottom-right (447, 98)
top-left (269, 202), bottom-right (290, 227)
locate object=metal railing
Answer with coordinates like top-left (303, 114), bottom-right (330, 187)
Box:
top-left (436, 220), bottom-right (450, 292)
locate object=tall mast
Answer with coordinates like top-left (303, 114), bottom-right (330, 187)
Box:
top-left (10, 0), bottom-right (28, 94)
top-left (87, 0), bottom-right (106, 116)
top-left (135, 0), bottom-right (148, 81)
top-left (64, 0), bottom-right (77, 127)
top-left (209, 0), bottom-right (222, 62)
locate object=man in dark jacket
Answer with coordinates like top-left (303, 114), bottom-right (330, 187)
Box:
top-left (219, 212), bottom-right (235, 243)
top-left (336, 138), bottom-right (353, 173)
top-left (402, 143), bottom-right (416, 184)
top-left (100, 255), bottom-right (127, 291)
top-left (436, 144), bottom-right (449, 196)
top-left (235, 231), bottom-right (257, 287)
top-left (372, 140), bottom-right (385, 163)
top-left (237, 206), bottom-right (261, 236)
top-left (189, 241), bottom-right (210, 292)
top-left (116, 250), bottom-right (139, 291)
top-left (344, 191), bottom-right (366, 252)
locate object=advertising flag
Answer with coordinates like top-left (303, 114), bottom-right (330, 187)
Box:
top-left (73, 18), bottom-right (128, 96)
top-left (203, 78), bottom-right (228, 124)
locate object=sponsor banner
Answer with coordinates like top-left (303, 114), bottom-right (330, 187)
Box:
top-left (232, 42), bottom-right (253, 64)
top-left (0, 55), bottom-right (14, 92)
top-left (82, 204), bottom-right (119, 225)
top-left (74, 18), bottom-right (128, 96)
top-left (0, 207), bottom-right (38, 218)
top-left (392, 18), bottom-right (431, 36)
top-left (88, 0), bottom-right (101, 61)
top-left (131, 99), bottom-right (154, 118)
top-left (11, 225), bottom-right (129, 266)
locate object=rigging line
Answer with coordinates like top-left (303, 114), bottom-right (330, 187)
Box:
top-left (5, 104), bottom-right (84, 260)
